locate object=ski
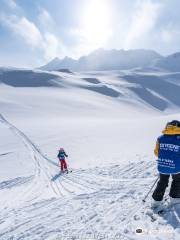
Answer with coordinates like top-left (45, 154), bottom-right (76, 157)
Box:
top-left (64, 170), bottom-right (72, 174)
top-left (148, 209), bottom-right (169, 222)
top-left (157, 201), bottom-right (180, 214)
top-left (146, 201), bottom-right (180, 222)
top-left (145, 208), bottom-right (168, 222)
top-left (146, 209), bottom-right (160, 222)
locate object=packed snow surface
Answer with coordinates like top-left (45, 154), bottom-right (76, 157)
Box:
top-left (0, 68), bottom-right (180, 240)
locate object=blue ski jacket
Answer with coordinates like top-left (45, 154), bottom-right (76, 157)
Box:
top-left (154, 126), bottom-right (180, 174)
top-left (57, 150), bottom-right (68, 161)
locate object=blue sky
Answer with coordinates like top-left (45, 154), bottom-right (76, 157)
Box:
top-left (0, 0), bottom-right (180, 68)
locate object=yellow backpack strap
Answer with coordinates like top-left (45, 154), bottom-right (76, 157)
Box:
top-left (154, 140), bottom-right (159, 157)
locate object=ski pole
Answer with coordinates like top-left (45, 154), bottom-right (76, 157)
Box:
top-left (142, 176), bottom-right (159, 203)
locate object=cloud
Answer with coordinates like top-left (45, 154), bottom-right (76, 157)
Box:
top-left (3, 0), bottom-right (17, 9)
top-left (38, 8), bottom-right (55, 29)
top-left (0, 14), bottom-right (43, 48)
top-left (43, 32), bottom-right (63, 60)
top-left (161, 26), bottom-right (180, 44)
top-left (153, 25), bottom-right (180, 54)
top-left (0, 11), bottom-right (66, 60)
top-left (0, 0), bottom-right (68, 62)
top-left (68, 0), bottom-right (113, 58)
top-left (124, 0), bottom-right (162, 49)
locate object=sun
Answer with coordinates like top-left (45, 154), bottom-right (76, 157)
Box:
top-left (81, 0), bottom-right (112, 49)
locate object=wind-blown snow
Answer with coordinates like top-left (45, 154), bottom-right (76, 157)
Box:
top-left (0, 68), bottom-right (180, 240)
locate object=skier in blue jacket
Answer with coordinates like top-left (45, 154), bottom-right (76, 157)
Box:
top-left (57, 148), bottom-right (68, 173)
top-left (152, 120), bottom-right (180, 207)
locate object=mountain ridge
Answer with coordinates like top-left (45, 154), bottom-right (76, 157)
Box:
top-left (39, 48), bottom-right (163, 71)
top-left (153, 52), bottom-right (180, 71)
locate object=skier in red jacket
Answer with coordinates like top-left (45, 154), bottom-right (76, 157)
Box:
top-left (57, 148), bottom-right (68, 173)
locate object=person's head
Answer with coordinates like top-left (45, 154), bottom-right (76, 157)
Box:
top-left (162, 120), bottom-right (180, 135)
top-left (166, 120), bottom-right (180, 128)
top-left (59, 147), bottom-right (64, 151)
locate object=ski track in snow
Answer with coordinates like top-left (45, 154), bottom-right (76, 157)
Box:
top-left (0, 152), bottom-right (13, 157)
top-left (0, 114), bottom-right (179, 240)
top-left (0, 114), bottom-right (63, 201)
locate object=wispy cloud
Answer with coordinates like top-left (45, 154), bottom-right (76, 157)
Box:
top-left (154, 24), bottom-right (180, 54)
top-left (0, 14), bottom-right (43, 48)
top-left (0, 4), bottom-right (66, 61)
top-left (125, 0), bottom-right (162, 49)
top-left (38, 7), bottom-right (55, 29)
top-left (161, 25), bottom-right (180, 44)
top-left (68, 0), bottom-right (113, 58)
top-left (3, 0), bottom-right (17, 9)
top-left (1, 0), bottom-right (180, 67)
top-left (43, 32), bottom-right (63, 60)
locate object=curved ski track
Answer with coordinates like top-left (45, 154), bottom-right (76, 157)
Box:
top-left (0, 114), bottom-right (179, 240)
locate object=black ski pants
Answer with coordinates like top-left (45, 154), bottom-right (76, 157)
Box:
top-left (152, 173), bottom-right (180, 201)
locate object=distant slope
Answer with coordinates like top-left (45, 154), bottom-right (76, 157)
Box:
top-left (40, 48), bottom-right (162, 71)
top-left (0, 68), bottom-right (180, 113)
top-left (0, 68), bottom-right (60, 87)
top-left (40, 57), bottom-right (77, 71)
top-left (153, 52), bottom-right (180, 72)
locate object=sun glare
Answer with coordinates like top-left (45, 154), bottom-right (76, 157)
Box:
top-left (81, 0), bottom-right (112, 49)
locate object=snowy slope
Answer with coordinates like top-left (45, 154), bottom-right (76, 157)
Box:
top-left (0, 68), bottom-right (180, 240)
top-left (1, 68), bottom-right (180, 114)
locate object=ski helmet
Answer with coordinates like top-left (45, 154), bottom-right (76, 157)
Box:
top-left (166, 120), bottom-right (180, 128)
top-left (60, 147), bottom-right (64, 151)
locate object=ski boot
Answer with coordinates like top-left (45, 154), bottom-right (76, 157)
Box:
top-left (169, 197), bottom-right (180, 207)
top-left (151, 200), bottom-right (162, 208)
top-left (65, 169), bottom-right (69, 174)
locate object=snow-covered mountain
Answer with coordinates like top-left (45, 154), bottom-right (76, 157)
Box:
top-left (154, 52), bottom-right (180, 71)
top-left (0, 67), bottom-right (180, 239)
top-left (40, 48), bottom-right (162, 71)
top-left (41, 56), bottom-right (77, 71)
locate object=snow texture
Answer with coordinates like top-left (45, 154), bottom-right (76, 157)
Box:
top-left (0, 67), bottom-right (180, 240)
